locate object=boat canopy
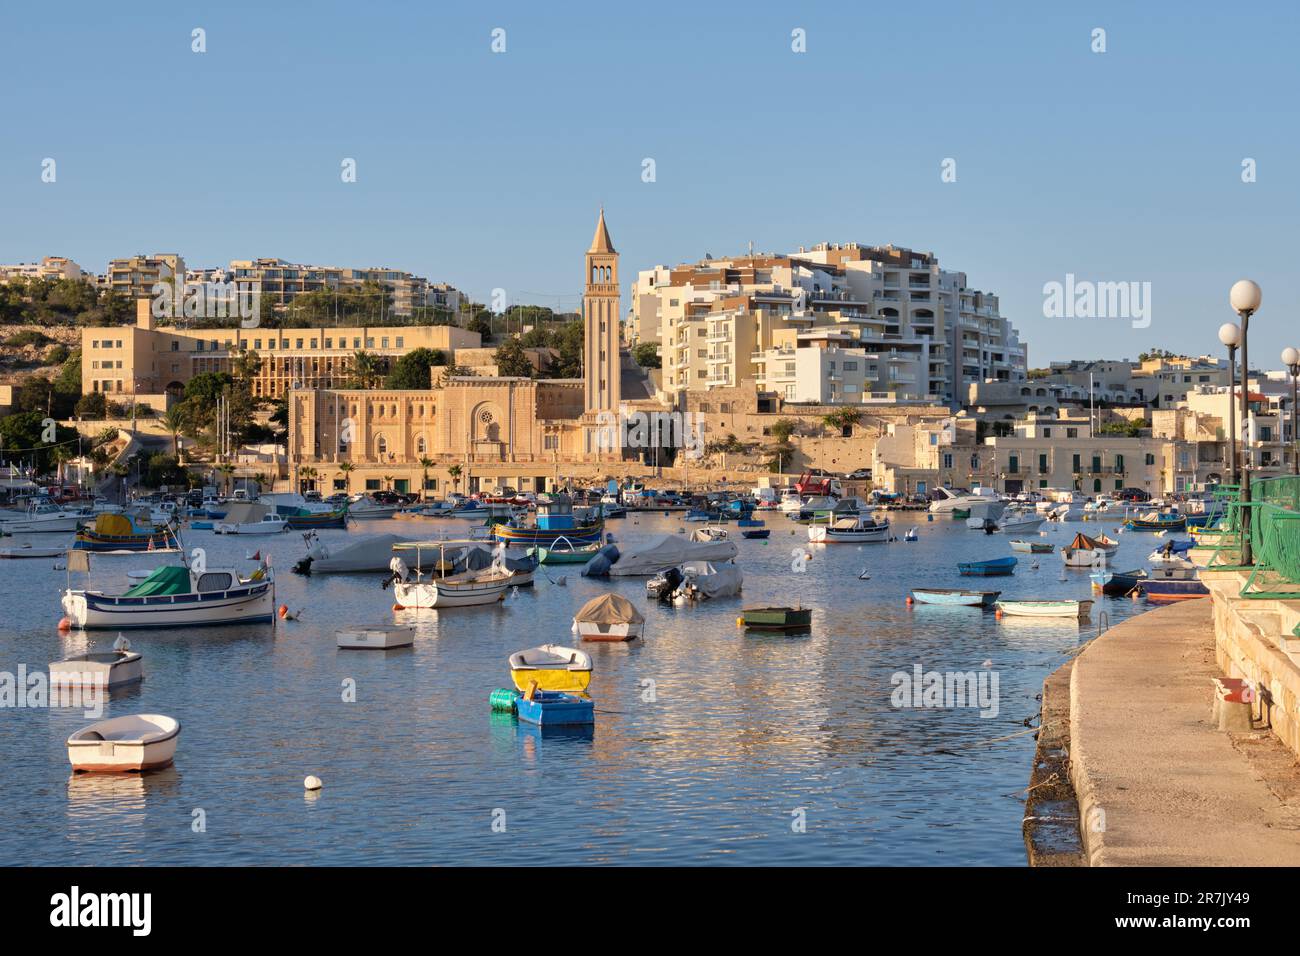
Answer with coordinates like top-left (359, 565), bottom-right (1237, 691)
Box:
top-left (680, 561), bottom-right (742, 599)
top-left (306, 533), bottom-right (403, 572)
top-left (221, 502), bottom-right (270, 525)
top-left (123, 565), bottom-right (192, 596)
top-left (90, 512), bottom-right (149, 536)
top-left (606, 535), bottom-right (739, 576)
top-left (574, 593), bottom-right (644, 626)
top-left (1067, 532), bottom-right (1103, 550)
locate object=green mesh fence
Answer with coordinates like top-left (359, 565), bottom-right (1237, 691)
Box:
top-left (1248, 477), bottom-right (1300, 585)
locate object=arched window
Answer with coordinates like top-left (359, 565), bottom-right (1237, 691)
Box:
top-left (416, 435), bottom-right (426, 455)
top-left (376, 435), bottom-right (387, 456)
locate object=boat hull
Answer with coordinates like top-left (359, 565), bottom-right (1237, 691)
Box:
top-left (49, 652), bottom-right (143, 691)
top-left (336, 625), bottom-right (415, 649)
top-left (492, 521), bottom-right (604, 546)
top-left (574, 620), bottom-right (642, 642)
top-left (61, 582), bottom-right (275, 630)
top-left (1125, 518), bottom-right (1187, 532)
top-left (73, 529), bottom-right (177, 552)
top-left (742, 607), bottom-right (813, 629)
top-left (808, 524), bottom-right (888, 543)
top-left (911, 589), bottom-right (1000, 607)
top-left (996, 600), bottom-right (1093, 619)
top-left (392, 574), bottom-right (512, 608)
top-left (284, 511), bottom-right (348, 529)
top-left (67, 716), bottom-right (180, 773)
top-left (1141, 580), bottom-right (1209, 601)
top-left (958, 557), bottom-right (1017, 576)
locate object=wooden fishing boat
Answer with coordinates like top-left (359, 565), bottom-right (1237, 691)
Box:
top-left (1124, 511), bottom-right (1187, 532)
top-left (957, 556), bottom-right (1017, 576)
top-left (508, 644), bottom-right (593, 692)
top-left (62, 562), bottom-right (275, 630)
top-left (1090, 567), bottom-right (1147, 595)
top-left (493, 493), bottom-right (603, 547)
top-left (910, 588), bottom-right (1001, 607)
top-left (996, 599), bottom-right (1093, 620)
top-left (336, 624), bottom-right (415, 649)
top-left (514, 689), bottom-right (595, 726)
top-left (282, 506), bottom-right (348, 530)
top-left (572, 593), bottom-right (644, 642)
top-left (388, 540), bottom-right (517, 608)
top-left (1140, 567), bottom-right (1209, 602)
top-left (741, 528), bottom-right (771, 539)
top-left (741, 606), bottom-right (812, 630)
top-left (73, 512), bottom-right (179, 553)
top-left (807, 513), bottom-right (889, 543)
top-left (528, 536), bottom-right (603, 564)
top-left (1060, 531), bottom-right (1120, 567)
top-left (66, 714), bottom-right (180, 772)
top-left (1008, 539), bottom-right (1053, 554)
top-left (216, 514), bottom-right (289, 535)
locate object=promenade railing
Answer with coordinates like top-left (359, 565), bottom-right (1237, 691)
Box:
top-left (1201, 477), bottom-right (1300, 599)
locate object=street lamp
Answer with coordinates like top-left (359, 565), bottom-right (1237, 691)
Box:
top-left (1230, 279), bottom-right (1262, 565)
top-left (1283, 345), bottom-right (1300, 476)
top-left (1218, 322), bottom-right (1240, 486)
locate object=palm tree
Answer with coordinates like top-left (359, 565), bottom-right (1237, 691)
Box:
top-left (382, 474), bottom-right (394, 493)
top-left (350, 350), bottom-right (380, 389)
top-left (339, 461), bottom-right (354, 496)
top-left (418, 456), bottom-right (434, 501)
top-left (162, 405), bottom-right (186, 460)
top-left (253, 472), bottom-right (269, 495)
top-left (300, 466), bottom-right (318, 493)
top-left (448, 463), bottom-right (463, 496)
top-left (218, 463), bottom-right (235, 496)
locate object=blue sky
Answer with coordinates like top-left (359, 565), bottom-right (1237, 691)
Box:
top-left (2, 0), bottom-right (1298, 366)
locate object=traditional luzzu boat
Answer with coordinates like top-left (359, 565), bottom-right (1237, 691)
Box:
top-left (280, 505), bottom-right (348, 529)
top-left (493, 493), bottom-right (603, 547)
top-left (909, 588), bottom-right (1001, 607)
top-left (61, 560), bottom-right (275, 630)
top-left (72, 512), bottom-right (179, 553)
top-left (1124, 510), bottom-right (1187, 532)
top-left (996, 599), bottom-right (1093, 620)
top-left (508, 644), bottom-right (593, 692)
top-left (957, 556), bottom-right (1017, 576)
top-left (387, 541), bottom-right (517, 609)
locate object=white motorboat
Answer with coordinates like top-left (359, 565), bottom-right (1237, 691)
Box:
top-left (336, 624), bottom-right (415, 649)
top-left (778, 492), bottom-right (804, 515)
top-left (1148, 550), bottom-right (1196, 570)
top-left (67, 714), bottom-right (180, 772)
top-left (992, 512), bottom-right (1046, 534)
top-left (293, 532), bottom-right (404, 574)
top-left (808, 514), bottom-right (889, 542)
top-left (508, 643), bottom-right (593, 691)
top-left (61, 562), bottom-right (275, 630)
top-left (691, 526), bottom-right (729, 542)
top-left (572, 593), bottom-right (645, 642)
top-left (0, 501), bottom-right (89, 534)
top-left (216, 514), bottom-right (288, 535)
top-left (49, 636), bottom-right (143, 692)
top-left (387, 541), bottom-right (516, 608)
top-left (995, 599), bottom-right (1093, 620)
top-left (928, 487), bottom-right (1002, 517)
top-left (672, 560), bottom-right (743, 602)
top-left (348, 496), bottom-right (404, 520)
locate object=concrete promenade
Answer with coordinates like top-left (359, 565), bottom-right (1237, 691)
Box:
top-left (1066, 599), bottom-right (1300, 865)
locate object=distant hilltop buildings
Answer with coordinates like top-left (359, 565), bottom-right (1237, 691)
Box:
top-left (0, 254), bottom-right (464, 319)
top-left (630, 241), bottom-right (1026, 409)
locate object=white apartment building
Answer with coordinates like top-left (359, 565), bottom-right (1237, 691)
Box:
top-left (633, 242), bottom-right (1025, 407)
top-left (0, 256), bottom-right (88, 283)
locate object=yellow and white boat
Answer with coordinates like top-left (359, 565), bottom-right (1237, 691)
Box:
top-left (509, 644), bottom-right (592, 693)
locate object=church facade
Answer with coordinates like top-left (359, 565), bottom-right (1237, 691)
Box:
top-left (286, 210), bottom-right (673, 496)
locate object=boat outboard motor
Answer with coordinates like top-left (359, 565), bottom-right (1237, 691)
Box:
top-left (382, 556), bottom-right (411, 590)
top-left (292, 555), bottom-right (313, 576)
top-left (983, 519), bottom-right (997, 535)
top-left (653, 565), bottom-right (684, 601)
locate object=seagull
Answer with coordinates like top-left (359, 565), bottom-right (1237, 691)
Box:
top-left (1030, 560), bottom-right (1040, 571)
top-left (858, 568), bottom-right (871, 580)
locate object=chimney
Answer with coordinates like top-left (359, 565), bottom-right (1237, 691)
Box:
top-left (136, 297), bottom-right (155, 330)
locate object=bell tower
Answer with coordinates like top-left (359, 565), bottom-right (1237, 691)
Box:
top-left (583, 208), bottom-right (621, 413)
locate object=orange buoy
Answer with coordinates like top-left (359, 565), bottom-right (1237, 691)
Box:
top-left (905, 595), bottom-right (913, 605)
top-left (278, 604), bottom-right (290, 619)
top-left (393, 604), bottom-right (403, 611)
top-left (57, 617), bottom-right (71, 631)
top-left (995, 609), bottom-right (1004, 620)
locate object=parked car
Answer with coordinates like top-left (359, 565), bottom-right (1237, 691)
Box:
top-left (846, 468), bottom-right (872, 481)
top-left (1119, 487), bottom-right (1152, 502)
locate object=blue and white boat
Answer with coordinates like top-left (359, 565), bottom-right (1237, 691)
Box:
top-left (957, 556), bottom-right (1018, 576)
top-left (910, 588), bottom-right (1001, 607)
top-left (61, 562), bottom-right (275, 630)
top-left (1089, 567), bottom-right (1147, 596)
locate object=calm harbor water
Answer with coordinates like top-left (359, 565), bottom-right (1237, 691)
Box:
top-left (0, 510), bottom-right (1163, 866)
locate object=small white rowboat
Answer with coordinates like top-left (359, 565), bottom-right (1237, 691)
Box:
top-left (66, 714), bottom-right (180, 772)
top-left (996, 599), bottom-right (1093, 620)
top-left (336, 624), bottom-right (415, 649)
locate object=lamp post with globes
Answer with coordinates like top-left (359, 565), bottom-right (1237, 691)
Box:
top-left (1283, 346), bottom-right (1300, 476)
top-left (1230, 280), bottom-right (1262, 565)
top-left (1218, 323), bottom-right (1240, 487)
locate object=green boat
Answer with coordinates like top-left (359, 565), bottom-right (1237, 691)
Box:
top-left (527, 536), bottom-right (603, 565)
top-left (742, 606), bottom-right (812, 631)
